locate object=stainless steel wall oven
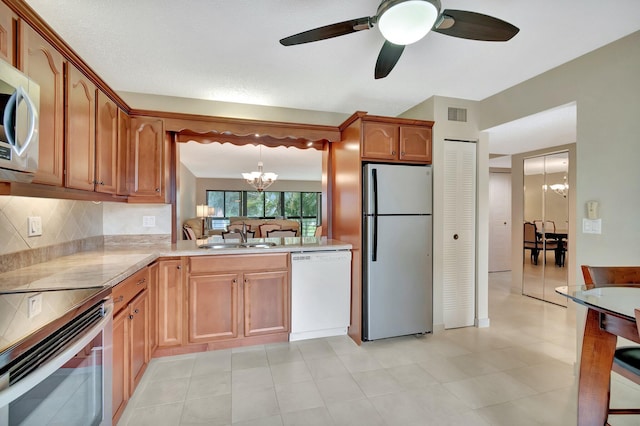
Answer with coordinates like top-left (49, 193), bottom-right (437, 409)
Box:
top-left (0, 287), bottom-right (112, 426)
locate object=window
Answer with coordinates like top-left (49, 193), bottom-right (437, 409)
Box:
top-left (205, 190), bottom-right (321, 236)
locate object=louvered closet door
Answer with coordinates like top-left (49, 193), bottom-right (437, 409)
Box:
top-left (443, 140), bottom-right (476, 328)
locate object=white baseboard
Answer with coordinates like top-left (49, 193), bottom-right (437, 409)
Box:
top-left (289, 327), bottom-right (348, 342)
top-left (475, 317), bottom-right (491, 328)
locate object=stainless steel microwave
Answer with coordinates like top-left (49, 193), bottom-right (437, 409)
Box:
top-left (0, 59), bottom-right (39, 183)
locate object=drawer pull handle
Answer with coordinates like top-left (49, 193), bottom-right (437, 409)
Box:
top-left (137, 278), bottom-right (146, 285)
top-left (115, 295), bottom-right (124, 303)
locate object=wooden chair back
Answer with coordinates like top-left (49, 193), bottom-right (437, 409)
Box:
top-left (581, 265), bottom-right (640, 289)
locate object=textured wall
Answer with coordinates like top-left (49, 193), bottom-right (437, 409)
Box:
top-left (0, 196), bottom-right (103, 256)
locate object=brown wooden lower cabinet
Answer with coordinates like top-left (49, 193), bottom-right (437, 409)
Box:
top-left (153, 254), bottom-right (290, 354)
top-left (243, 271), bottom-right (289, 337)
top-left (157, 258), bottom-right (184, 347)
top-left (188, 254), bottom-right (290, 346)
top-left (129, 289), bottom-right (149, 391)
top-left (111, 267), bottom-right (150, 424)
top-left (112, 308), bottom-right (128, 424)
top-left (188, 273), bottom-right (239, 343)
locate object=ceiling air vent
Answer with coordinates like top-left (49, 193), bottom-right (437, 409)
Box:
top-left (448, 107), bottom-right (468, 122)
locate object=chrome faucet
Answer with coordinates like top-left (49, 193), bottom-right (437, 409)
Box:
top-left (240, 222), bottom-right (248, 243)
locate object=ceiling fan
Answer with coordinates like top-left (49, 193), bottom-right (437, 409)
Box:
top-left (279, 0), bottom-right (519, 79)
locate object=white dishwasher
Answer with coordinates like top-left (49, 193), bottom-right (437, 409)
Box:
top-left (290, 250), bottom-right (352, 341)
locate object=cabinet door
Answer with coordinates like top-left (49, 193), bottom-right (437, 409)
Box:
top-left (112, 308), bottom-right (128, 424)
top-left (117, 110), bottom-right (130, 195)
top-left (65, 64), bottom-right (96, 191)
top-left (243, 271), bottom-right (289, 337)
top-left (188, 273), bottom-right (239, 343)
top-left (0, 3), bottom-right (16, 65)
top-left (129, 289), bottom-right (149, 391)
top-left (362, 122), bottom-right (398, 160)
top-left (95, 91), bottom-right (118, 193)
top-left (21, 24), bottom-right (65, 186)
top-left (399, 126), bottom-right (432, 163)
top-left (148, 262), bottom-right (159, 355)
top-left (158, 259), bottom-right (183, 347)
top-left (130, 117), bottom-right (164, 197)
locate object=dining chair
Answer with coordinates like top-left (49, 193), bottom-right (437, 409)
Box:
top-left (183, 225), bottom-right (197, 240)
top-left (581, 265), bottom-right (640, 420)
top-left (267, 229), bottom-right (297, 238)
top-left (259, 223), bottom-right (281, 238)
top-left (523, 222), bottom-right (540, 265)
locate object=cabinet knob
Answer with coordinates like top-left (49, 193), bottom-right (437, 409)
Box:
top-left (100, 181), bottom-right (104, 185)
top-left (401, 151), bottom-right (405, 156)
top-left (177, 265), bottom-right (182, 270)
top-left (155, 188), bottom-right (161, 192)
top-left (129, 314), bottom-right (134, 320)
top-left (453, 234), bottom-right (459, 240)
top-left (392, 150), bottom-right (396, 155)
top-left (134, 308), bottom-right (139, 314)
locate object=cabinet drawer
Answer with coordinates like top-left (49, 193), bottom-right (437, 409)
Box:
top-left (190, 253), bottom-right (289, 274)
top-left (113, 267), bottom-right (149, 314)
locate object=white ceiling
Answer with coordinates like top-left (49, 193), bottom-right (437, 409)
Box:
top-left (23, 0), bottom-right (640, 177)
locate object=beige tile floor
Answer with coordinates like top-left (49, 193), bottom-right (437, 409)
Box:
top-left (117, 272), bottom-right (640, 425)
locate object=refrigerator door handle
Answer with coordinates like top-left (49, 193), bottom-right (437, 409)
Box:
top-left (372, 168), bottom-right (378, 262)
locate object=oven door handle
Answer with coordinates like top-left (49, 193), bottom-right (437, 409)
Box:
top-left (0, 303), bottom-right (113, 407)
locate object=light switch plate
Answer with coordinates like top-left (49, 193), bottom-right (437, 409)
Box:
top-left (27, 216), bottom-right (42, 237)
top-left (142, 216), bottom-right (156, 227)
top-left (28, 293), bottom-right (42, 318)
top-left (583, 218), bottom-right (602, 234)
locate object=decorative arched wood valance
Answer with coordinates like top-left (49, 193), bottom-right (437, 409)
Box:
top-left (131, 109), bottom-right (341, 149)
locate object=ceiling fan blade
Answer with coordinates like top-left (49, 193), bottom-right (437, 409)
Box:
top-left (280, 17), bottom-right (372, 46)
top-left (433, 9), bottom-right (519, 42)
top-left (374, 41), bottom-right (405, 79)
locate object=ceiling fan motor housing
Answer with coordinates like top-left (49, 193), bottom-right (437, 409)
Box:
top-left (376, 0), bottom-right (442, 45)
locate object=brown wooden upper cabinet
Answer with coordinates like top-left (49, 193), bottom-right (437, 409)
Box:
top-left (129, 117), bottom-right (165, 200)
top-left (362, 121), bottom-right (432, 164)
top-left (95, 91), bottom-right (119, 194)
top-left (0, 2), bottom-right (16, 65)
top-left (20, 23), bottom-right (65, 186)
top-left (65, 64), bottom-right (96, 191)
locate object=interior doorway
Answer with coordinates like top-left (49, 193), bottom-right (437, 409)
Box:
top-left (489, 171), bottom-right (512, 272)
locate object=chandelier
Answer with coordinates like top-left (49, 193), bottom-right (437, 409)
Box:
top-left (241, 147), bottom-right (277, 192)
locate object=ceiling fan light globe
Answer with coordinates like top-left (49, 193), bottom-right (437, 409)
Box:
top-left (378, 0), bottom-right (439, 45)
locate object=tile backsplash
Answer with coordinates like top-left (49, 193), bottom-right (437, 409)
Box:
top-left (0, 197), bottom-right (172, 257)
top-left (0, 196), bottom-right (103, 256)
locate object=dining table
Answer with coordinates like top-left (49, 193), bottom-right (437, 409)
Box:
top-left (556, 285), bottom-right (640, 425)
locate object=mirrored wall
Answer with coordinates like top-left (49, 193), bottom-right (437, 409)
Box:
top-left (522, 151), bottom-right (569, 306)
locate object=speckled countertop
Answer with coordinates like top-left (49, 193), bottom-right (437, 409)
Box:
top-left (0, 237), bottom-right (351, 292)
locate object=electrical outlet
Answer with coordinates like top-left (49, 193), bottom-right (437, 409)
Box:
top-left (28, 293), bottom-right (43, 319)
top-left (27, 216), bottom-right (42, 237)
top-left (142, 216), bottom-right (156, 227)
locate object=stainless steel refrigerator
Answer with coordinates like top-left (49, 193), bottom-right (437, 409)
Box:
top-left (363, 163), bottom-right (433, 340)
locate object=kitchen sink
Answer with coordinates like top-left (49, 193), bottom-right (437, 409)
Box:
top-left (241, 242), bottom-right (277, 248)
top-left (198, 242), bottom-right (277, 249)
